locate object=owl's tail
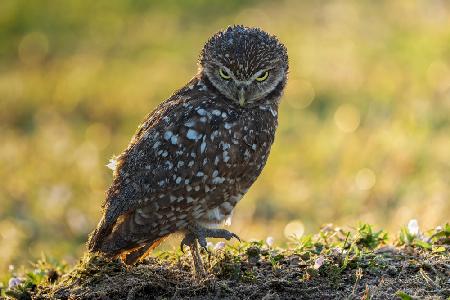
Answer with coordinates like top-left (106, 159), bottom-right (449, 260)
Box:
top-left (88, 209), bottom-right (167, 265)
top-left (87, 215), bottom-right (113, 252)
top-left (87, 202), bottom-right (126, 252)
top-left (121, 238), bottom-right (165, 265)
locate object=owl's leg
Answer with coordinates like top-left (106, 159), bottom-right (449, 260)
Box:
top-left (181, 232), bottom-right (206, 277)
top-left (190, 239), bottom-right (206, 277)
top-left (181, 224), bottom-right (240, 277)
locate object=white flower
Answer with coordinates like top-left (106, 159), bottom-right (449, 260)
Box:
top-left (313, 256), bottom-right (325, 270)
top-left (106, 156), bottom-right (118, 171)
top-left (407, 219), bottom-right (419, 236)
top-left (8, 277), bottom-right (22, 289)
top-left (266, 236), bottom-right (274, 247)
top-left (214, 241), bottom-right (226, 250)
top-left (206, 241), bottom-right (214, 249)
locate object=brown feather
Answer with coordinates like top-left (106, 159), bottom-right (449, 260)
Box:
top-left (122, 238), bottom-right (165, 265)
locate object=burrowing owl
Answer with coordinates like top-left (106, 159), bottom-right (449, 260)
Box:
top-left (88, 25), bottom-right (288, 274)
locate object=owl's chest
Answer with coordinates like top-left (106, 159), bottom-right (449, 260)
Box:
top-left (196, 107), bottom-right (277, 226)
top-left (195, 105), bottom-right (277, 203)
top-left (215, 106), bottom-right (277, 169)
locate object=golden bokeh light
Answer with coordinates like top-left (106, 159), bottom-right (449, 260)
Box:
top-left (283, 220), bottom-right (305, 239)
top-left (285, 79), bottom-right (315, 109)
top-left (355, 168), bottom-right (376, 191)
top-left (18, 31), bottom-right (49, 65)
top-left (334, 104), bottom-right (361, 133)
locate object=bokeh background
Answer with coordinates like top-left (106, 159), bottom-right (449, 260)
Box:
top-left (1, 0), bottom-right (449, 275)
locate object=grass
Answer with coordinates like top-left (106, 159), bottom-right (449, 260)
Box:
top-left (2, 223), bottom-right (448, 299)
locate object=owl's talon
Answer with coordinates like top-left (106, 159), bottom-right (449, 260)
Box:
top-left (201, 245), bottom-right (210, 254)
top-left (231, 233), bottom-right (241, 242)
top-left (180, 232), bottom-right (195, 253)
top-left (189, 225), bottom-right (241, 244)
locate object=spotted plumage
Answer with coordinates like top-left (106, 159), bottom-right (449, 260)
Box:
top-left (88, 25), bottom-right (288, 271)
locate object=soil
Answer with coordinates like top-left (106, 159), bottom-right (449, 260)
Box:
top-left (31, 245), bottom-right (449, 299)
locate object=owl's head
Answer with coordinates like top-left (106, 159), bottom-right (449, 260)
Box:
top-left (199, 25), bottom-right (288, 106)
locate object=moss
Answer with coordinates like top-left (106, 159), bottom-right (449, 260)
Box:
top-left (3, 223), bottom-right (450, 299)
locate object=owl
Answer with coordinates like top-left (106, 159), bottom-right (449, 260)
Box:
top-left (88, 25), bottom-right (288, 274)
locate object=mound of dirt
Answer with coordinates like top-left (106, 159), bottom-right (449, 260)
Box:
top-left (30, 245), bottom-right (448, 299)
top-left (4, 224), bottom-right (449, 299)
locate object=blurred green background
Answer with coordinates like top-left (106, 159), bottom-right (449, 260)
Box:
top-left (1, 0), bottom-right (449, 274)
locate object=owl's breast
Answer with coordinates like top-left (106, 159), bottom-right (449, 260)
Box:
top-left (216, 104), bottom-right (277, 171)
top-left (109, 96), bottom-right (279, 233)
top-left (193, 103), bottom-right (278, 227)
top-left (194, 102), bottom-right (276, 207)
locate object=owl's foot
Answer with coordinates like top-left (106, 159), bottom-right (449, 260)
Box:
top-left (180, 225), bottom-right (240, 278)
top-left (180, 225), bottom-right (240, 252)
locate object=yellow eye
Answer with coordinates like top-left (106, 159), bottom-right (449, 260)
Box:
top-left (219, 68), bottom-right (231, 80)
top-left (256, 71), bottom-right (269, 82)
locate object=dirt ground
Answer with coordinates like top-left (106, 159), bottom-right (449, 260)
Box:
top-left (3, 224), bottom-right (449, 300)
top-left (30, 245), bottom-right (449, 299)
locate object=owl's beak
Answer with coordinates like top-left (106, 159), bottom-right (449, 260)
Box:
top-left (238, 87), bottom-right (246, 106)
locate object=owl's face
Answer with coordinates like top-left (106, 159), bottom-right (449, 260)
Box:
top-left (199, 25), bottom-right (288, 106)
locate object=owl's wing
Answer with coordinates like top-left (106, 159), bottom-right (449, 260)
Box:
top-left (88, 89), bottom-right (245, 254)
top-left (106, 96), bottom-right (220, 215)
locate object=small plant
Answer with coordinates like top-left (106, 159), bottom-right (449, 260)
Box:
top-left (354, 223), bottom-right (388, 250)
top-left (268, 251), bottom-right (284, 268)
top-left (429, 223), bottom-right (450, 245)
top-left (294, 234), bottom-right (314, 251)
top-left (396, 220), bottom-right (450, 251)
top-left (395, 290), bottom-right (413, 300)
top-left (4, 255), bottom-right (66, 300)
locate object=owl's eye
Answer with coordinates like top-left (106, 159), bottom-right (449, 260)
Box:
top-left (255, 71), bottom-right (269, 82)
top-left (219, 68), bottom-right (231, 80)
